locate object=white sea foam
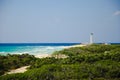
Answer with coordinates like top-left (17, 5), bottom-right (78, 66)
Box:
top-left (0, 46), bottom-right (67, 56)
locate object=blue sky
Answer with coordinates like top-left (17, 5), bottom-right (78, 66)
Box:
top-left (0, 0), bottom-right (120, 43)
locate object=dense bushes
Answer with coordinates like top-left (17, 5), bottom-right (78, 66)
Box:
top-left (53, 44), bottom-right (118, 56)
top-left (0, 62), bottom-right (120, 80)
top-left (0, 44), bottom-right (120, 80)
top-left (0, 54), bottom-right (36, 75)
top-left (30, 57), bottom-right (62, 69)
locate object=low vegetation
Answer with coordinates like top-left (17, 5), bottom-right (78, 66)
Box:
top-left (0, 44), bottom-right (120, 80)
top-left (0, 54), bottom-right (36, 75)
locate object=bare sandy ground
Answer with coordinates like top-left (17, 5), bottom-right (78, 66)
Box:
top-left (5, 66), bottom-right (30, 75)
top-left (35, 54), bottom-right (51, 58)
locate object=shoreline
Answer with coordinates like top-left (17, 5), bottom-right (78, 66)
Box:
top-left (0, 44), bottom-right (86, 58)
top-left (64, 44), bottom-right (86, 48)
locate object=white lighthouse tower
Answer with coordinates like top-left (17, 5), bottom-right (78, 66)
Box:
top-left (90, 33), bottom-right (93, 44)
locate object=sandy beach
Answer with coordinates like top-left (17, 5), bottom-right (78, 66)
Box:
top-left (34, 44), bottom-right (86, 58)
top-left (65, 44), bottom-right (86, 48)
top-left (33, 44), bottom-right (86, 58)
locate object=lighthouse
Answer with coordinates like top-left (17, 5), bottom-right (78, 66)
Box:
top-left (90, 33), bottom-right (93, 44)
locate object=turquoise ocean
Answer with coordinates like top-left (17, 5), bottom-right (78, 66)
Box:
top-left (0, 43), bottom-right (80, 55)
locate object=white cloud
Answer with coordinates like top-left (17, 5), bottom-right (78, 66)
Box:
top-left (114, 11), bottom-right (120, 16)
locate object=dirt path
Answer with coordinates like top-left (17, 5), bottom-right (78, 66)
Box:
top-left (5, 66), bottom-right (30, 75)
